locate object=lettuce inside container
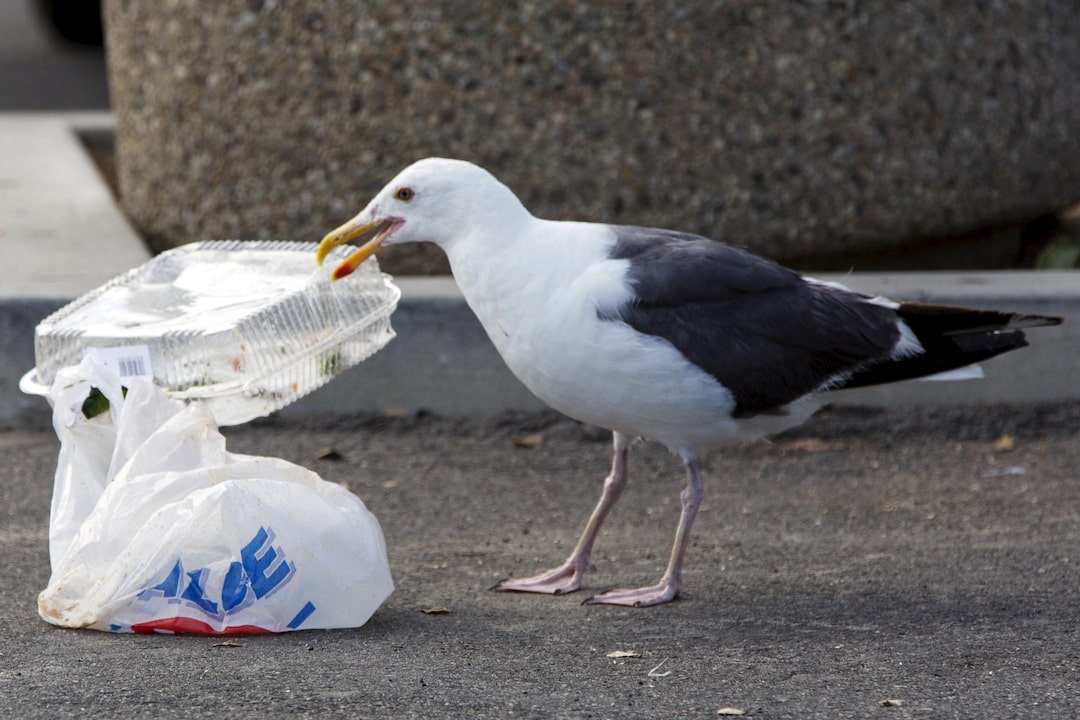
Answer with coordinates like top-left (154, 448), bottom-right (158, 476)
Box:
top-left (20, 240), bottom-right (400, 425)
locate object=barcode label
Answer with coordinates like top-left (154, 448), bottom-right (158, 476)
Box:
top-left (84, 345), bottom-right (154, 381)
top-left (116, 354), bottom-right (148, 378)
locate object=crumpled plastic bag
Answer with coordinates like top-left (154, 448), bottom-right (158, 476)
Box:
top-left (38, 355), bottom-right (393, 634)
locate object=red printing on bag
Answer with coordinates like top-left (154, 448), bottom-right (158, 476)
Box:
top-left (131, 617), bottom-right (272, 635)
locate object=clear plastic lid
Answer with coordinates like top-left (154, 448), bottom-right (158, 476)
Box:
top-left (27, 240), bottom-right (400, 425)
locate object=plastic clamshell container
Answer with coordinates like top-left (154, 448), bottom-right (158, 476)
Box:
top-left (24, 240), bottom-right (400, 425)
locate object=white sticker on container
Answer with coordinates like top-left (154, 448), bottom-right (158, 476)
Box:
top-left (84, 345), bottom-right (154, 381)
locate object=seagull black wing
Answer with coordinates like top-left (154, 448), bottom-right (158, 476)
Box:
top-left (602, 227), bottom-right (903, 416)
top-left (602, 226), bottom-right (1061, 417)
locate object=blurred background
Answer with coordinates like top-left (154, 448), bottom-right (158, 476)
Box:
top-left (2, 0), bottom-right (1077, 271)
top-left (0, 0), bottom-right (108, 110)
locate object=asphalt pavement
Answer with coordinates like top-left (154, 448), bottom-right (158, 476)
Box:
top-left (3, 403), bottom-right (1080, 718)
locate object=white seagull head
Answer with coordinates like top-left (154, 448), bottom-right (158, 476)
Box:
top-left (317, 157), bottom-right (530, 279)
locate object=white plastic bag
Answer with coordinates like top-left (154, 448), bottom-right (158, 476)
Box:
top-left (39, 355), bottom-right (393, 634)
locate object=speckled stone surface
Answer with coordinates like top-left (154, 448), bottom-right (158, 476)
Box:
top-left (103, 1), bottom-right (1080, 272)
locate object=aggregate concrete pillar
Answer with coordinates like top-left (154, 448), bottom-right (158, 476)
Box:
top-left (103, 1), bottom-right (1080, 272)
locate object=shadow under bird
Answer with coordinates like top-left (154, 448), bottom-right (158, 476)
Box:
top-left (316, 158), bottom-right (1062, 607)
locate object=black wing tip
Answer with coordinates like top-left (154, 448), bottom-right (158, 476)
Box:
top-left (897, 302), bottom-right (1063, 335)
top-left (1008, 313), bottom-right (1064, 329)
top-left (836, 302), bottom-right (1056, 392)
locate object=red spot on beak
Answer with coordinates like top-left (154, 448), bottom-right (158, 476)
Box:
top-left (332, 263), bottom-right (356, 280)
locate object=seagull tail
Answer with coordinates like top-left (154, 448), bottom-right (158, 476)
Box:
top-left (835, 302), bottom-right (1062, 391)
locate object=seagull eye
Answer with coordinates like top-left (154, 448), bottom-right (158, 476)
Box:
top-left (395, 186), bottom-right (415, 202)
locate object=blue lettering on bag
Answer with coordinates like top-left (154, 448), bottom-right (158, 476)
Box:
top-left (221, 561), bottom-right (249, 613)
top-left (180, 568), bottom-right (218, 615)
top-left (139, 559), bottom-right (182, 600)
top-left (287, 601), bottom-right (316, 629)
top-left (137, 526), bottom-right (302, 622)
top-left (241, 526), bottom-right (294, 599)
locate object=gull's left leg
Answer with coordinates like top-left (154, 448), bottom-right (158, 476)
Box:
top-left (584, 448), bottom-right (704, 607)
top-left (491, 431), bottom-right (631, 596)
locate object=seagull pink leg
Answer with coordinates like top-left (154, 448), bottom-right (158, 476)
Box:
top-left (492, 432), bottom-right (630, 596)
top-left (584, 449), bottom-right (704, 607)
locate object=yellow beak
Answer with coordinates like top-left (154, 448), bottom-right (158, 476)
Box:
top-left (316, 218), bottom-right (385, 280)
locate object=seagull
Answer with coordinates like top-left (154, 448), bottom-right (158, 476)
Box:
top-left (316, 157), bottom-right (1061, 607)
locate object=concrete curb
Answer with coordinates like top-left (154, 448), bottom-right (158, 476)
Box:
top-left (2, 113), bottom-right (1077, 429)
